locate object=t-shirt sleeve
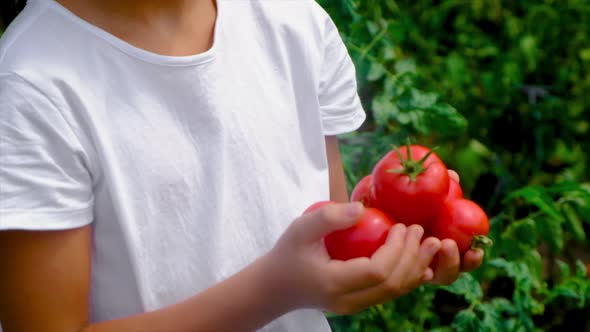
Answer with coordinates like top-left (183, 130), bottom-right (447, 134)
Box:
top-left (316, 7), bottom-right (366, 136)
top-left (0, 73), bottom-right (94, 230)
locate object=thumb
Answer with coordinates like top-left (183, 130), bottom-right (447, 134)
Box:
top-left (295, 202), bottom-right (364, 242)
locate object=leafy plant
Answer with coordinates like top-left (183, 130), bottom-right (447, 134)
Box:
top-left (2, 1), bottom-right (589, 330)
top-left (320, 0), bottom-right (590, 331)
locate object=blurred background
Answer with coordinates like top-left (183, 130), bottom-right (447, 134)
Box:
top-left (1, 0), bottom-right (589, 331)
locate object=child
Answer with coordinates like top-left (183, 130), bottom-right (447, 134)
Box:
top-left (0, 0), bottom-right (483, 331)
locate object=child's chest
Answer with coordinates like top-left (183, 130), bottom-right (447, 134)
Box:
top-left (85, 59), bottom-right (321, 198)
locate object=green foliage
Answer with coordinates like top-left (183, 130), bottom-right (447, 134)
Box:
top-left (2, 1), bottom-right (589, 331)
top-left (0, 0), bottom-right (26, 33)
top-left (320, 0), bottom-right (590, 331)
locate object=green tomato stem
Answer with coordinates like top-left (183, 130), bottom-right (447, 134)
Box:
top-left (386, 144), bottom-right (433, 182)
top-left (471, 235), bottom-right (494, 249)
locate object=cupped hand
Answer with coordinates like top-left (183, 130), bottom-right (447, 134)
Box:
top-left (267, 202), bottom-right (441, 315)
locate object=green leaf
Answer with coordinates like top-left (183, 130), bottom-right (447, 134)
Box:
top-left (394, 58), bottom-right (417, 74)
top-left (451, 309), bottom-right (479, 332)
top-left (382, 45), bottom-right (396, 61)
top-left (553, 182), bottom-right (590, 226)
top-left (505, 186), bottom-right (565, 252)
top-left (561, 203), bottom-right (586, 241)
top-left (425, 103), bottom-right (469, 135)
top-left (557, 260), bottom-right (571, 278)
top-left (486, 258), bottom-right (530, 282)
top-left (476, 302), bottom-right (505, 332)
top-left (580, 48), bottom-right (590, 61)
top-left (547, 279), bottom-right (588, 308)
top-left (506, 186), bottom-right (564, 222)
top-left (575, 260), bottom-right (587, 278)
top-left (371, 96), bottom-right (398, 126)
top-left (397, 88), bottom-right (438, 110)
top-left (386, 22), bottom-right (405, 43)
top-left (520, 34), bottom-right (539, 70)
top-left (536, 216), bottom-right (564, 253)
top-left (440, 273), bottom-right (483, 304)
top-left (521, 250), bottom-right (544, 286)
top-left (446, 53), bottom-right (469, 86)
top-left (366, 20), bottom-right (379, 35)
top-left (491, 298), bottom-right (517, 314)
top-left (502, 218), bottom-right (537, 247)
top-left (366, 62), bottom-right (386, 81)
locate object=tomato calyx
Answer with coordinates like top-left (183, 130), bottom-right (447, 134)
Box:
top-left (471, 235), bottom-right (494, 250)
top-left (386, 144), bottom-right (437, 182)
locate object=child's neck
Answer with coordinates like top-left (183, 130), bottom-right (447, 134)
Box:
top-left (56, 0), bottom-right (218, 57)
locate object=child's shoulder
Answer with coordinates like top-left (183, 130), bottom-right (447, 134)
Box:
top-left (223, 0), bottom-right (328, 16)
top-left (0, 0), bottom-right (78, 76)
top-left (220, 0), bottom-right (337, 55)
top-left (221, 0), bottom-right (333, 36)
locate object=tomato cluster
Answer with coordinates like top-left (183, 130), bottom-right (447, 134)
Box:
top-left (305, 144), bottom-right (493, 261)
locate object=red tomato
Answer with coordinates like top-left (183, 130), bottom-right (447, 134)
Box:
top-left (371, 145), bottom-right (450, 230)
top-left (447, 177), bottom-right (464, 200)
top-left (324, 208), bottom-right (394, 260)
top-left (430, 199), bottom-right (491, 255)
top-left (351, 175), bottom-right (373, 207)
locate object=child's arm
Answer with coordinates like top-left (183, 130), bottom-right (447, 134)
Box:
top-left (0, 204), bottom-right (441, 332)
top-left (326, 136), bottom-right (349, 203)
top-left (0, 225), bottom-right (294, 332)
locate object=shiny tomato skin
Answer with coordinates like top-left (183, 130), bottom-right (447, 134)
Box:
top-left (447, 177), bottom-right (464, 200)
top-left (371, 145), bottom-right (450, 230)
top-left (325, 208), bottom-right (394, 260)
top-left (351, 175), bottom-right (373, 207)
top-left (430, 199), bottom-right (490, 255)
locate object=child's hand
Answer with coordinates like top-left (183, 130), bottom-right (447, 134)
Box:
top-left (427, 241), bottom-right (484, 285)
top-left (265, 202), bottom-right (441, 315)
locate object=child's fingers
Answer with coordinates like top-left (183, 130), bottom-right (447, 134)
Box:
top-left (325, 258), bottom-right (381, 295)
top-left (337, 225), bottom-right (425, 304)
top-left (364, 223), bottom-right (407, 279)
top-left (461, 249), bottom-right (484, 272)
top-left (422, 267), bottom-right (435, 282)
top-left (411, 237), bottom-right (442, 278)
top-left (328, 227), bottom-right (439, 313)
top-left (326, 224), bottom-right (407, 293)
top-left (430, 239), bottom-right (461, 285)
top-left (385, 225), bottom-right (424, 283)
top-left (448, 169), bottom-right (460, 183)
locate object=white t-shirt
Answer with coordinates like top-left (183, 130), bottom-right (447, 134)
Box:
top-left (0, 0), bottom-right (365, 331)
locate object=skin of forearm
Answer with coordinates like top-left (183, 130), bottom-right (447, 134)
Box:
top-left (82, 255), bottom-right (294, 332)
top-left (326, 136), bottom-right (349, 203)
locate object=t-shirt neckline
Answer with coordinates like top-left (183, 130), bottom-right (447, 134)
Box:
top-left (44, 0), bottom-right (222, 67)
